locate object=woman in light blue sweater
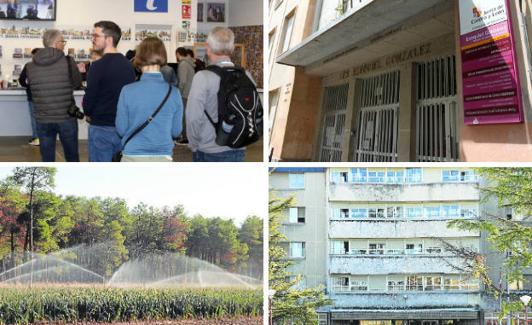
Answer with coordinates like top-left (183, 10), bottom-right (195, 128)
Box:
top-left (115, 37), bottom-right (183, 162)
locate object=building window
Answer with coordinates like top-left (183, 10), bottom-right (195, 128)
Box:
top-left (268, 29), bottom-right (276, 64)
top-left (288, 207), bottom-right (305, 223)
top-left (340, 208), bottom-right (350, 218)
top-left (387, 206), bottom-right (402, 218)
top-left (351, 280), bottom-right (368, 291)
top-left (388, 280), bottom-right (405, 292)
top-left (333, 277), bottom-right (350, 292)
top-left (406, 276), bottom-right (423, 291)
top-left (460, 207), bottom-right (478, 218)
top-left (269, 89), bottom-right (280, 132)
top-left (368, 170), bottom-right (386, 183)
top-left (442, 205), bottom-right (460, 218)
top-left (351, 208), bottom-right (367, 218)
top-left (406, 207), bottom-right (423, 219)
top-left (405, 243), bottom-right (423, 255)
top-left (289, 242), bottom-right (305, 258)
top-left (331, 171), bottom-right (349, 183)
top-left (369, 243), bottom-right (385, 255)
top-left (444, 277), bottom-right (460, 290)
top-left (288, 173), bottom-right (304, 189)
top-left (406, 168), bottom-right (422, 183)
top-left (331, 240), bottom-right (349, 255)
top-left (425, 276), bottom-right (442, 291)
top-left (351, 168), bottom-right (368, 183)
top-left (424, 206), bottom-right (440, 218)
top-left (279, 11), bottom-right (296, 54)
top-left (442, 170), bottom-right (476, 182)
top-left (387, 170), bottom-right (404, 184)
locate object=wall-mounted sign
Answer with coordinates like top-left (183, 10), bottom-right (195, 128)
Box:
top-left (182, 5), bottom-right (192, 20)
top-left (459, 0), bottom-right (523, 125)
top-left (134, 0), bottom-right (168, 13)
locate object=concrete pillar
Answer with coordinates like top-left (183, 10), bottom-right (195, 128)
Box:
top-left (280, 67), bottom-right (323, 161)
top-left (397, 63), bottom-right (416, 161)
top-left (347, 79), bottom-right (363, 161)
top-left (341, 79), bottom-right (357, 161)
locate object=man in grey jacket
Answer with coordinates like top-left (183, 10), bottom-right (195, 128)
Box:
top-left (175, 47), bottom-right (195, 144)
top-left (186, 27), bottom-right (249, 162)
top-left (26, 29), bottom-right (82, 162)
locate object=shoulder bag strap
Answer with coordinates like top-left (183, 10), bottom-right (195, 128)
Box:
top-left (203, 65), bottom-right (227, 128)
top-left (122, 83), bottom-right (172, 149)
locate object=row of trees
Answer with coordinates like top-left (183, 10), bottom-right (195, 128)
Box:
top-left (0, 168), bottom-right (263, 278)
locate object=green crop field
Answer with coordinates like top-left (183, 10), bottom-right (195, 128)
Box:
top-left (0, 287), bottom-right (263, 324)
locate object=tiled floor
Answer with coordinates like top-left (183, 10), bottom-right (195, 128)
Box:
top-left (0, 137), bottom-right (263, 162)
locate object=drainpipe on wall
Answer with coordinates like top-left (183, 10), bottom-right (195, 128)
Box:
top-left (518, 0), bottom-right (532, 83)
top-left (312, 0), bottom-right (324, 32)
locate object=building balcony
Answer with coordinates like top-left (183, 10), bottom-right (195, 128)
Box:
top-left (328, 291), bottom-right (480, 309)
top-left (329, 219), bottom-right (480, 239)
top-left (329, 182), bottom-right (480, 203)
top-left (329, 255), bottom-right (468, 275)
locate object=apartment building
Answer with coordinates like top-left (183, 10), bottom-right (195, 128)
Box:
top-left (268, 0), bottom-right (532, 162)
top-left (270, 167), bottom-right (531, 325)
top-left (269, 168), bottom-right (328, 288)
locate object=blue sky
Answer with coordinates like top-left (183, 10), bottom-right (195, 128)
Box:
top-left (0, 165), bottom-right (266, 225)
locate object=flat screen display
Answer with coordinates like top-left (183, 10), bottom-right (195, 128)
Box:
top-left (0, 0), bottom-right (56, 21)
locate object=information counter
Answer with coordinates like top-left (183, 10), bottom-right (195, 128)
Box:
top-left (0, 89), bottom-right (88, 139)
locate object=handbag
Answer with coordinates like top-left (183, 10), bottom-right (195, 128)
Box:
top-left (112, 83), bottom-right (173, 162)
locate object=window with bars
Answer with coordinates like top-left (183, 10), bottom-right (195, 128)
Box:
top-left (416, 56), bottom-right (459, 162)
top-left (320, 84), bottom-right (350, 162)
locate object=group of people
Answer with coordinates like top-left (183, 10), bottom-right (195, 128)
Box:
top-left (19, 20), bottom-right (255, 162)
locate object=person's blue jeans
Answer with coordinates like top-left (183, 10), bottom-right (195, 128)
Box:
top-left (28, 101), bottom-right (37, 138)
top-left (192, 150), bottom-right (245, 162)
top-left (88, 125), bottom-right (122, 162)
top-left (36, 119), bottom-right (79, 162)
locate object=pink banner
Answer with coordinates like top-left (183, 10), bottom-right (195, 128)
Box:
top-left (459, 0), bottom-right (523, 125)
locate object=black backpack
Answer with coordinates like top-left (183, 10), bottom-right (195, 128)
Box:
top-left (204, 65), bottom-right (263, 148)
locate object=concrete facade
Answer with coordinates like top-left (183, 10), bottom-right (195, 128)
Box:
top-left (268, 0), bottom-right (532, 162)
top-left (270, 167), bottom-right (531, 325)
top-left (270, 168), bottom-right (328, 288)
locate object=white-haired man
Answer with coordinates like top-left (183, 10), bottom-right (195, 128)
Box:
top-left (26, 29), bottom-right (82, 162)
top-left (186, 27), bottom-right (255, 162)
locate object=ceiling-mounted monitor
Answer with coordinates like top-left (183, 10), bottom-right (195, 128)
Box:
top-left (0, 0), bottom-right (56, 21)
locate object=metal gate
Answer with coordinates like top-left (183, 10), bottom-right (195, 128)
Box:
top-left (416, 56), bottom-right (459, 162)
top-left (319, 84), bottom-right (349, 162)
top-left (354, 71), bottom-right (400, 162)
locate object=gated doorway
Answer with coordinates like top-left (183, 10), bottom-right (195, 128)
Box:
top-left (416, 56), bottom-right (459, 162)
top-left (318, 84), bottom-right (350, 162)
top-left (354, 71), bottom-right (401, 162)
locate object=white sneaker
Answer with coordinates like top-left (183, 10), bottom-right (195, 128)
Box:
top-left (29, 138), bottom-right (40, 146)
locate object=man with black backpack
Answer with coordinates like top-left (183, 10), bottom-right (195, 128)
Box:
top-left (186, 27), bottom-right (263, 162)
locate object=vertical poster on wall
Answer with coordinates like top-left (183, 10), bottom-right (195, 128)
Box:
top-left (459, 0), bottom-right (523, 125)
top-left (207, 3), bottom-right (225, 23)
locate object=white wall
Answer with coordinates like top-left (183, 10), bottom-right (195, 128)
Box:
top-left (228, 0), bottom-right (263, 27)
top-left (0, 0), bottom-right (198, 67)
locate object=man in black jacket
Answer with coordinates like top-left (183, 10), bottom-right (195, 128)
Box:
top-left (26, 29), bottom-right (82, 162)
top-left (83, 21), bottom-right (135, 162)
